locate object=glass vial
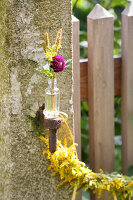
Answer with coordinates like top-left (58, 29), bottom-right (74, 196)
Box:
top-left (44, 77), bottom-right (60, 118)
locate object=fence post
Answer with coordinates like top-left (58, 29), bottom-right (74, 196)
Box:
top-left (87, 4), bottom-right (114, 173)
top-left (72, 16), bottom-right (81, 160)
top-left (122, 2), bottom-right (133, 174)
top-left (72, 15), bottom-right (81, 200)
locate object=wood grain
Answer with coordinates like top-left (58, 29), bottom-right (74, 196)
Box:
top-left (72, 15), bottom-right (82, 200)
top-left (87, 4), bottom-right (114, 174)
top-left (121, 2), bottom-right (133, 174)
top-left (72, 16), bottom-right (81, 160)
top-left (80, 55), bottom-right (121, 102)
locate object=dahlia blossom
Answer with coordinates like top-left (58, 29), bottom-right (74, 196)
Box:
top-left (50, 55), bottom-right (65, 72)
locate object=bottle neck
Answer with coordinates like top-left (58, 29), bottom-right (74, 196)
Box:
top-left (48, 77), bottom-right (57, 89)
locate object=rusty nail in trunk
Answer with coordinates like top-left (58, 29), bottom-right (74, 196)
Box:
top-left (44, 117), bottom-right (62, 153)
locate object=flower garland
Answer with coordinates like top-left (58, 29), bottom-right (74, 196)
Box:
top-left (40, 117), bottom-right (133, 200)
top-left (40, 136), bottom-right (133, 200)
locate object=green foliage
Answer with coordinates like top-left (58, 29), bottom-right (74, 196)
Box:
top-left (27, 110), bottom-right (47, 136)
top-left (65, 59), bottom-right (72, 67)
top-left (82, 189), bottom-right (90, 200)
top-left (81, 102), bottom-right (89, 164)
top-left (36, 61), bottom-right (54, 79)
top-left (131, 117), bottom-right (133, 126)
top-left (115, 146), bottom-right (122, 173)
top-left (127, 166), bottom-right (133, 177)
top-left (41, 69), bottom-right (53, 79)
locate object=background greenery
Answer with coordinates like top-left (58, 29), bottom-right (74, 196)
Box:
top-left (72, 0), bottom-right (132, 199)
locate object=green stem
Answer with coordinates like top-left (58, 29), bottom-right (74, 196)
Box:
top-left (106, 0), bottom-right (112, 9)
top-left (72, 0), bottom-right (79, 11)
top-left (51, 73), bottom-right (55, 111)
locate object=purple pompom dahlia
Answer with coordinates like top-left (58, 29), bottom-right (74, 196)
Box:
top-left (50, 55), bottom-right (65, 72)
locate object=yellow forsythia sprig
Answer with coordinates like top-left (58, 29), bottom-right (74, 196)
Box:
top-left (40, 136), bottom-right (133, 200)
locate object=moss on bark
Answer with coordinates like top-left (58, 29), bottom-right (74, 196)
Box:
top-left (0, 0), bottom-right (73, 199)
top-left (0, 0), bottom-right (11, 199)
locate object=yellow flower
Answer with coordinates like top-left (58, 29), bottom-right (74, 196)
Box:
top-left (40, 136), bottom-right (133, 199)
top-left (42, 29), bottom-right (62, 61)
top-left (99, 169), bottom-right (104, 174)
top-left (126, 181), bottom-right (133, 188)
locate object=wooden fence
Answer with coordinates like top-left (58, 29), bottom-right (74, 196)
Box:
top-left (72, 3), bottom-right (133, 199)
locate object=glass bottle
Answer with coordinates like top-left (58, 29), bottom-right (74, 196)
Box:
top-left (44, 77), bottom-right (60, 118)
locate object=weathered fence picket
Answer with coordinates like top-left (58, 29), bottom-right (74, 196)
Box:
top-left (72, 15), bottom-right (81, 161)
top-left (87, 4), bottom-right (114, 173)
top-left (80, 55), bottom-right (121, 101)
top-left (72, 15), bottom-right (82, 200)
top-left (121, 2), bottom-right (133, 174)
